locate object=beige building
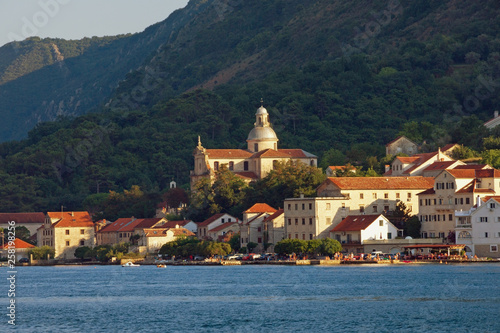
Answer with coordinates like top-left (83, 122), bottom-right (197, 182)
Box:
top-left (263, 209), bottom-right (285, 252)
top-left (284, 177), bottom-right (434, 240)
top-left (197, 213), bottom-right (237, 240)
top-left (240, 203), bottom-right (277, 252)
top-left (419, 168), bottom-right (500, 239)
top-left (0, 213), bottom-right (45, 242)
top-left (141, 226), bottom-right (195, 253)
top-left (455, 196), bottom-right (500, 258)
top-left (190, 103), bottom-right (317, 189)
top-left (387, 148), bottom-right (454, 177)
top-left (208, 222), bottom-right (239, 242)
top-left (37, 211), bottom-right (95, 260)
top-left (385, 136), bottom-right (418, 156)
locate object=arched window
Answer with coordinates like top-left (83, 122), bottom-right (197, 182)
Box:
top-left (254, 143), bottom-right (258, 152)
top-left (310, 160), bottom-right (315, 166)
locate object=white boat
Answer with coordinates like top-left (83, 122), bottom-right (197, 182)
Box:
top-left (122, 261), bottom-right (140, 267)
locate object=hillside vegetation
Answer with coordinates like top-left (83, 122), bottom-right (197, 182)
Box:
top-left (0, 0), bottom-right (499, 217)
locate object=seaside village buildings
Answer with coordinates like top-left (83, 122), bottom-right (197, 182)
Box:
top-left (2, 106), bottom-right (500, 260)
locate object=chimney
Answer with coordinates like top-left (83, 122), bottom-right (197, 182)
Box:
top-left (71, 212), bottom-right (74, 217)
top-left (476, 195), bottom-right (481, 207)
top-left (300, 193), bottom-right (304, 198)
top-left (495, 110), bottom-right (499, 118)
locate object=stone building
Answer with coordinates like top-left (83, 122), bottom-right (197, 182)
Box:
top-left (190, 103), bottom-right (317, 189)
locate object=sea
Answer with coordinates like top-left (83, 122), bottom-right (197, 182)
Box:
top-left (2, 263), bottom-right (500, 332)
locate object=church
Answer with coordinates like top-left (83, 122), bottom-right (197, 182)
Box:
top-left (190, 103), bottom-right (317, 190)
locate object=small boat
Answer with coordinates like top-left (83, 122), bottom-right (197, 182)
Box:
top-left (157, 264), bottom-right (167, 268)
top-left (122, 261), bottom-right (140, 267)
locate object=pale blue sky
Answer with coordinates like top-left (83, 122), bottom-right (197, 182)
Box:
top-left (0, 0), bottom-right (190, 47)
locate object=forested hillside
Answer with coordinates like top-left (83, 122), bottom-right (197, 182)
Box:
top-left (0, 0), bottom-right (500, 217)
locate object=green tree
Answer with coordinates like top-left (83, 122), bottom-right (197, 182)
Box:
top-left (274, 239), bottom-right (307, 255)
top-left (28, 246), bottom-right (55, 260)
top-left (246, 242), bottom-right (258, 253)
top-left (320, 148), bottom-right (346, 169)
top-left (318, 238), bottom-right (342, 256)
top-left (74, 246), bottom-right (92, 261)
top-left (228, 233), bottom-right (241, 252)
top-left (405, 216), bottom-right (421, 239)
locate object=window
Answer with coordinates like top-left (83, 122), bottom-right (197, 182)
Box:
top-left (439, 232), bottom-right (445, 238)
top-left (396, 193), bottom-right (400, 199)
top-left (80, 240), bottom-right (84, 246)
top-left (384, 193), bottom-right (389, 199)
top-left (490, 203), bottom-right (496, 209)
top-left (309, 218), bottom-right (313, 225)
top-left (387, 233), bottom-right (392, 240)
top-left (257, 227), bottom-right (261, 232)
top-left (373, 206), bottom-right (378, 213)
top-left (287, 204), bottom-right (291, 210)
top-left (497, 217), bottom-right (500, 223)
top-left (479, 217), bottom-right (488, 223)
top-left (466, 198), bottom-right (470, 205)
top-left (449, 214), bottom-right (453, 221)
top-left (295, 234), bottom-right (298, 239)
top-left (244, 161), bottom-right (249, 171)
top-left (485, 232), bottom-right (489, 238)
top-left (326, 203), bottom-right (331, 210)
top-left (302, 234), bottom-right (306, 240)
top-left (302, 203), bottom-right (305, 210)
top-left (80, 229), bottom-right (84, 234)
top-left (372, 193), bottom-right (377, 199)
top-left (288, 234), bottom-right (291, 239)
top-left (433, 199), bottom-right (437, 205)
top-left (65, 241), bottom-right (70, 246)
top-left (384, 206), bottom-right (389, 211)
top-left (222, 218), bottom-right (225, 223)
top-left (295, 204), bottom-right (298, 210)
top-left (302, 218), bottom-right (305, 225)
top-left (295, 219), bottom-right (298, 225)
top-left (258, 237), bottom-right (262, 243)
top-left (254, 143), bottom-right (258, 152)
top-left (309, 234), bottom-right (313, 240)
top-left (65, 230), bottom-right (70, 235)
top-left (214, 161), bottom-right (220, 171)
top-left (229, 161), bottom-right (234, 171)
top-left (491, 245), bottom-right (498, 252)
top-left (326, 218), bottom-right (331, 224)
top-left (359, 205), bottom-right (365, 213)
top-left (288, 219), bottom-right (291, 225)
top-left (309, 203), bottom-right (312, 210)
top-left (379, 220), bottom-right (384, 226)
top-left (420, 199), bottom-right (423, 206)
top-left (407, 193), bottom-right (412, 198)
top-left (360, 193), bottom-right (364, 199)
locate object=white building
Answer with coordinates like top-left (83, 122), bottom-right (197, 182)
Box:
top-left (455, 196), bottom-right (500, 258)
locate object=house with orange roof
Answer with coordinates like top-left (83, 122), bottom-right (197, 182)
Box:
top-left (285, 177), bottom-right (433, 240)
top-left (197, 213), bottom-right (237, 240)
top-left (140, 226), bottom-right (195, 253)
top-left (96, 217), bottom-right (140, 246)
top-left (159, 220), bottom-right (198, 234)
top-left (385, 136), bottom-right (418, 156)
top-left (240, 203), bottom-right (277, 252)
top-left (330, 214), bottom-right (401, 254)
top-left (262, 209), bottom-right (285, 252)
top-left (37, 211), bottom-right (95, 260)
top-left (190, 102), bottom-right (317, 190)
top-left (208, 222), bottom-right (239, 243)
top-left (325, 165), bottom-right (357, 177)
top-left (1, 238), bottom-right (35, 262)
top-left (455, 196), bottom-right (500, 258)
top-left (388, 148), bottom-right (454, 177)
top-left (419, 167), bottom-right (500, 239)
top-left (0, 213), bottom-right (45, 242)
top-left (421, 160), bottom-right (464, 178)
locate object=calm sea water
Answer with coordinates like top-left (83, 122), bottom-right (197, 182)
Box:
top-left (2, 263), bottom-right (500, 332)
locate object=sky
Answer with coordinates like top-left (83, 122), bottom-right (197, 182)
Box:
top-left (0, 0), bottom-right (190, 47)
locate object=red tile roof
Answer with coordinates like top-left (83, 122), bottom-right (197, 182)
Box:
top-left (171, 228), bottom-right (195, 237)
top-left (251, 149), bottom-right (291, 158)
top-left (47, 212), bottom-right (94, 228)
top-left (325, 177), bottom-right (434, 190)
top-left (417, 188), bottom-right (436, 195)
top-left (482, 196), bottom-right (500, 203)
top-left (244, 203), bottom-right (277, 214)
top-left (446, 169), bottom-right (477, 179)
top-left (159, 220), bottom-right (190, 228)
top-left (278, 149), bottom-right (317, 158)
top-left (401, 152), bottom-right (439, 174)
top-left (134, 218), bottom-right (163, 230)
top-left (234, 172), bottom-right (259, 180)
top-left (331, 215), bottom-right (384, 232)
top-left (0, 213), bottom-right (45, 224)
top-left (423, 161), bottom-right (458, 171)
top-left (198, 213), bottom-right (226, 227)
top-left (2, 238), bottom-right (35, 249)
top-left (206, 149), bottom-right (253, 159)
top-left (263, 209), bottom-right (284, 222)
top-left (99, 218), bottom-right (137, 233)
top-left (209, 222), bottom-right (238, 233)
top-left (454, 164), bottom-right (490, 170)
top-left (476, 169), bottom-right (500, 178)
top-left (396, 156), bottom-right (420, 164)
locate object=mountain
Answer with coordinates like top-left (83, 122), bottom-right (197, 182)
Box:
top-left (0, 0), bottom-right (500, 214)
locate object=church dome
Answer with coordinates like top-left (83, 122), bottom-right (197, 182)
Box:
top-left (247, 126), bottom-right (278, 141)
top-left (256, 106), bottom-right (268, 115)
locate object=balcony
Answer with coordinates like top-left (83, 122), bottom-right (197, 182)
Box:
top-left (455, 224), bottom-right (472, 229)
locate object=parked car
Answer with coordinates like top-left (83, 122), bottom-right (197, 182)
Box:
top-left (193, 255), bottom-right (205, 261)
top-left (18, 258), bottom-right (29, 263)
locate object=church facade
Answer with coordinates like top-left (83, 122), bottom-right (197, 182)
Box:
top-left (190, 103), bottom-right (317, 189)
